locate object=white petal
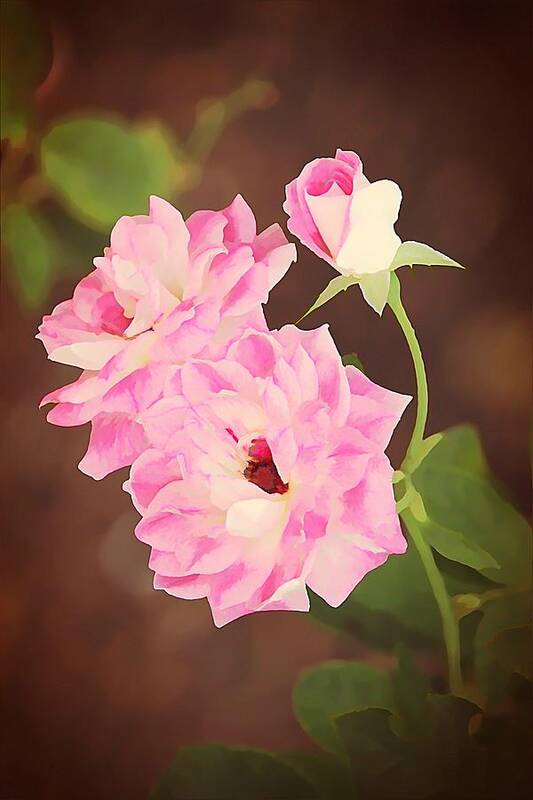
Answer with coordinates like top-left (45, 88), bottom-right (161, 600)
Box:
top-left (210, 476), bottom-right (265, 511)
top-left (257, 579), bottom-right (310, 612)
top-left (336, 180), bottom-right (402, 276)
top-left (208, 392), bottom-right (267, 436)
top-left (226, 497), bottom-right (286, 539)
top-left (49, 337), bottom-right (126, 370)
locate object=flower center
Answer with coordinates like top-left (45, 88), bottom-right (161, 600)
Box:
top-left (243, 438), bottom-right (289, 495)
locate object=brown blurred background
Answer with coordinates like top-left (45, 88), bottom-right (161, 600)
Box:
top-left (1, 1), bottom-right (531, 798)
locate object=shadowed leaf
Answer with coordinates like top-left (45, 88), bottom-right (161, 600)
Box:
top-left (151, 744), bottom-right (315, 800)
top-left (1, 0), bottom-right (52, 142)
top-left (490, 626), bottom-right (532, 681)
top-left (3, 203), bottom-right (55, 307)
top-left (391, 645), bottom-right (430, 739)
top-left (293, 660), bottom-right (393, 756)
top-left (279, 750), bottom-right (353, 799)
top-left (336, 694), bottom-right (480, 799)
top-left (474, 591), bottom-right (532, 705)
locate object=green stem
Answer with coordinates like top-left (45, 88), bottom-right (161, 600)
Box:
top-left (387, 271), bottom-right (464, 695)
top-left (387, 271), bottom-right (428, 468)
top-left (402, 509), bottom-right (463, 695)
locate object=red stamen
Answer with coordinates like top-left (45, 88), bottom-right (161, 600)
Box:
top-left (243, 438), bottom-right (288, 495)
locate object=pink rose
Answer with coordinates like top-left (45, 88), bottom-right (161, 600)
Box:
top-left (125, 325), bottom-right (410, 626)
top-left (38, 195), bottom-right (296, 478)
top-left (284, 149), bottom-right (403, 312)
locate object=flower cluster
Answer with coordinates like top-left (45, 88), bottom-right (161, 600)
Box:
top-left (39, 154), bottom-right (410, 626)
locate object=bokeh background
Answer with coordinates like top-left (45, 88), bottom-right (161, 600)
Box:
top-left (1, 1), bottom-right (531, 798)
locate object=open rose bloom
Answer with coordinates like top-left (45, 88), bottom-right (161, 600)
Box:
top-left (125, 326), bottom-right (410, 626)
top-left (38, 195), bottom-right (295, 478)
top-left (284, 148), bottom-right (403, 313)
top-left (39, 178), bottom-right (412, 626)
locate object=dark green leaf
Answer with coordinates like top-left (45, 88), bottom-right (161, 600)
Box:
top-left (391, 645), bottom-right (430, 739)
top-left (0, 0), bottom-right (52, 142)
top-left (151, 744), bottom-right (315, 800)
top-left (490, 626), bottom-right (532, 681)
top-left (310, 548), bottom-right (493, 645)
top-left (336, 695), bottom-right (480, 799)
top-left (39, 206), bottom-right (107, 276)
top-left (412, 426), bottom-right (531, 584)
top-left (342, 352), bottom-right (365, 372)
top-left (292, 660), bottom-right (393, 756)
top-left (435, 553), bottom-right (495, 598)
top-left (311, 545), bottom-right (442, 640)
top-left (425, 694), bottom-right (479, 764)
top-left (474, 590), bottom-right (531, 705)
top-left (279, 750), bottom-right (354, 799)
top-left (336, 708), bottom-right (430, 799)
top-left (471, 675), bottom-right (532, 800)
top-left (3, 203), bottom-right (55, 307)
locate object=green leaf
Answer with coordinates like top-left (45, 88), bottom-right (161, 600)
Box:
top-left (0, 0), bottom-right (52, 143)
top-left (292, 660), bottom-right (393, 756)
top-left (391, 645), bottom-right (430, 739)
top-left (298, 274), bottom-right (358, 322)
top-left (490, 626), bottom-right (532, 681)
top-left (41, 117), bottom-right (182, 231)
top-left (422, 524), bottom-right (500, 573)
top-left (474, 590), bottom-right (531, 705)
top-left (336, 708), bottom-right (419, 798)
top-left (412, 426), bottom-right (531, 584)
top-left (406, 432), bottom-right (443, 473)
top-left (310, 547), bottom-right (492, 645)
top-left (311, 545), bottom-right (442, 641)
top-left (438, 555), bottom-right (496, 599)
top-left (359, 270), bottom-right (391, 315)
top-left (389, 241), bottom-right (464, 271)
top-left (279, 751), bottom-right (353, 799)
top-left (342, 352), bottom-right (365, 371)
top-left (351, 546), bottom-right (442, 638)
top-left (420, 425), bottom-right (485, 474)
top-left (39, 206), bottom-right (107, 277)
top-left (425, 694), bottom-right (479, 762)
top-left (472, 674), bottom-right (532, 798)
top-left (151, 744), bottom-right (315, 800)
top-left (336, 695), bottom-right (480, 799)
top-left (3, 203), bottom-right (55, 307)
top-left (298, 238), bottom-right (461, 322)
top-left (134, 121), bottom-right (188, 198)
